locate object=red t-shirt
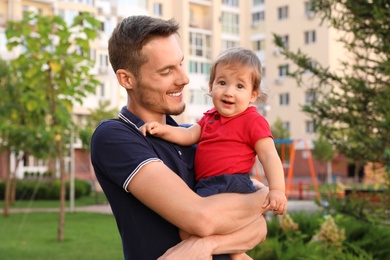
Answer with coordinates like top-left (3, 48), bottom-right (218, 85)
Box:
top-left (195, 106), bottom-right (273, 181)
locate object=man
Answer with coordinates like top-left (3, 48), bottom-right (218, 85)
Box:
top-left (90, 15), bottom-right (269, 259)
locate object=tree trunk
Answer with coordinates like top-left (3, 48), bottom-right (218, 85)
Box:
top-left (57, 138), bottom-right (66, 242)
top-left (354, 162), bottom-right (361, 185)
top-left (3, 149), bottom-right (11, 217)
top-left (10, 154), bottom-right (23, 205)
top-left (326, 160), bottom-right (333, 184)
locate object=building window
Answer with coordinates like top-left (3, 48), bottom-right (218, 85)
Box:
top-left (278, 64), bottom-right (289, 77)
top-left (58, 9), bottom-right (79, 26)
top-left (189, 89), bottom-right (213, 105)
top-left (253, 0), bottom-right (265, 5)
top-left (304, 1), bottom-right (315, 18)
top-left (222, 0), bottom-right (239, 7)
top-left (304, 30), bottom-right (316, 44)
top-left (280, 35), bottom-right (289, 48)
top-left (99, 18), bottom-right (112, 34)
top-left (153, 3), bottom-right (163, 16)
top-left (279, 93), bottom-right (290, 106)
top-left (305, 90), bottom-right (316, 105)
top-left (99, 54), bottom-right (109, 67)
top-left (0, 32), bottom-right (6, 51)
top-left (252, 11), bottom-right (265, 24)
top-left (305, 121), bottom-right (316, 134)
top-left (189, 32), bottom-right (211, 58)
top-left (252, 39), bottom-right (265, 51)
top-left (23, 5), bottom-right (41, 17)
top-left (99, 84), bottom-right (105, 97)
top-left (221, 12), bottom-right (240, 35)
top-left (90, 49), bottom-right (96, 61)
top-left (189, 61), bottom-right (211, 75)
top-left (304, 60), bottom-right (317, 74)
top-left (282, 121), bottom-right (290, 133)
top-left (278, 6), bottom-right (288, 20)
top-left (222, 40), bottom-right (239, 50)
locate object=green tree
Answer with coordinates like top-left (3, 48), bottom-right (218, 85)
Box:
top-left (271, 117), bottom-right (291, 162)
top-left (312, 135), bottom-right (335, 184)
top-left (271, 117), bottom-right (291, 141)
top-left (78, 101), bottom-right (118, 152)
top-left (0, 58), bottom-right (53, 216)
top-left (273, 0), bottom-right (390, 182)
top-left (5, 12), bottom-right (101, 241)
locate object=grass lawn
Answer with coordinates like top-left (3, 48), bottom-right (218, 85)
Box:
top-left (0, 212), bottom-right (123, 260)
top-left (0, 193), bottom-right (108, 209)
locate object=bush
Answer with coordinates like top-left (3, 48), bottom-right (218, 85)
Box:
top-left (248, 212), bottom-right (390, 260)
top-left (0, 179), bottom-right (92, 200)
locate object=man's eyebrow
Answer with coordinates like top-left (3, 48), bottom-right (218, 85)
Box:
top-left (156, 56), bottom-right (185, 72)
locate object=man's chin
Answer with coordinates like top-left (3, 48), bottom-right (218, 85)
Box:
top-left (168, 104), bottom-right (186, 116)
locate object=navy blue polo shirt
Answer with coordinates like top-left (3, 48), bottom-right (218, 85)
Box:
top-left (91, 106), bottom-right (196, 259)
top-left (91, 106), bottom-right (231, 260)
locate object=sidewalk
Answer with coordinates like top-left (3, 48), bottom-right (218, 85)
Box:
top-left (8, 204), bottom-right (113, 214)
top-left (9, 200), bottom-right (320, 215)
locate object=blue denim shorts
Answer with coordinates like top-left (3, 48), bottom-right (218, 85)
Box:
top-left (195, 173), bottom-right (256, 197)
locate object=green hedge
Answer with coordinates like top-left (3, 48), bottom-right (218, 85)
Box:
top-left (248, 211), bottom-right (390, 259)
top-left (0, 179), bottom-right (92, 200)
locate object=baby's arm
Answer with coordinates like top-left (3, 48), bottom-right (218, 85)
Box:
top-left (255, 137), bottom-right (287, 215)
top-left (139, 122), bottom-right (201, 146)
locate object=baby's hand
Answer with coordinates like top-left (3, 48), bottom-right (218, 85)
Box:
top-left (139, 121), bottom-right (163, 136)
top-left (262, 190), bottom-right (287, 215)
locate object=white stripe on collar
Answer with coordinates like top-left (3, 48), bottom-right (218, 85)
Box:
top-left (118, 112), bottom-right (140, 130)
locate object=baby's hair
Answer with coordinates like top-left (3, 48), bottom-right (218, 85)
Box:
top-left (208, 47), bottom-right (262, 94)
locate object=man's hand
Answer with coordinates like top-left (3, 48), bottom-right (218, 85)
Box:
top-left (262, 190), bottom-right (287, 215)
top-left (158, 236), bottom-right (212, 260)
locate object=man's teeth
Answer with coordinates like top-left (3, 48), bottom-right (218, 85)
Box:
top-left (168, 92), bottom-right (181, 97)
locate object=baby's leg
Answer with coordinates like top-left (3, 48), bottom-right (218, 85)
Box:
top-left (179, 229), bottom-right (190, 240)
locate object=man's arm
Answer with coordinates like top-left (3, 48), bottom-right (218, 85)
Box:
top-left (128, 161), bottom-right (268, 237)
top-left (139, 122), bottom-right (201, 146)
top-left (158, 216), bottom-right (267, 259)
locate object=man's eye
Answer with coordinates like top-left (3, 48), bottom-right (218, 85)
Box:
top-left (161, 69), bottom-right (171, 75)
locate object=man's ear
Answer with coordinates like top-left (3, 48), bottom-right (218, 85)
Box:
top-left (116, 69), bottom-right (135, 90)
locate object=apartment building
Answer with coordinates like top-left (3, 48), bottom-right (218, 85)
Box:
top-left (0, 0), bottom-right (349, 182)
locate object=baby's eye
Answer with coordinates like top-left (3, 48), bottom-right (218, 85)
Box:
top-left (237, 84), bottom-right (244, 89)
top-left (218, 81), bottom-right (226, 85)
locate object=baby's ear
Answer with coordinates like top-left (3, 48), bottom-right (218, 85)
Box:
top-left (208, 84), bottom-right (212, 93)
top-left (251, 89), bottom-right (260, 102)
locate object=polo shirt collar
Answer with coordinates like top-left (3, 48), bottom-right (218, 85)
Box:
top-left (118, 106), bottom-right (179, 129)
top-left (203, 106), bottom-right (257, 124)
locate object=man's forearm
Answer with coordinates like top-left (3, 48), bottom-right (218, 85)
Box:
top-left (204, 216), bottom-right (267, 255)
top-left (200, 187), bottom-right (269, 236)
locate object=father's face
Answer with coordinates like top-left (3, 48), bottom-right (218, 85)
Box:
top-left (134, 35), bottom-right (189, 117)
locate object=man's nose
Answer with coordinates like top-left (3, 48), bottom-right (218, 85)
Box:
top-left (175, 66), bottom-right (189, 86)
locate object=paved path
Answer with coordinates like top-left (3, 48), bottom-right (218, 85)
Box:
top-left (287, 200), bottom-right (320, 213)
top-left (9, 200), bottom-right (320, 215)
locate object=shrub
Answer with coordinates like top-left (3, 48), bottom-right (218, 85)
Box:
top-left (0, 179), bottom-right (92, 200)
top-left (248, 212), bottom-right (390, 259)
